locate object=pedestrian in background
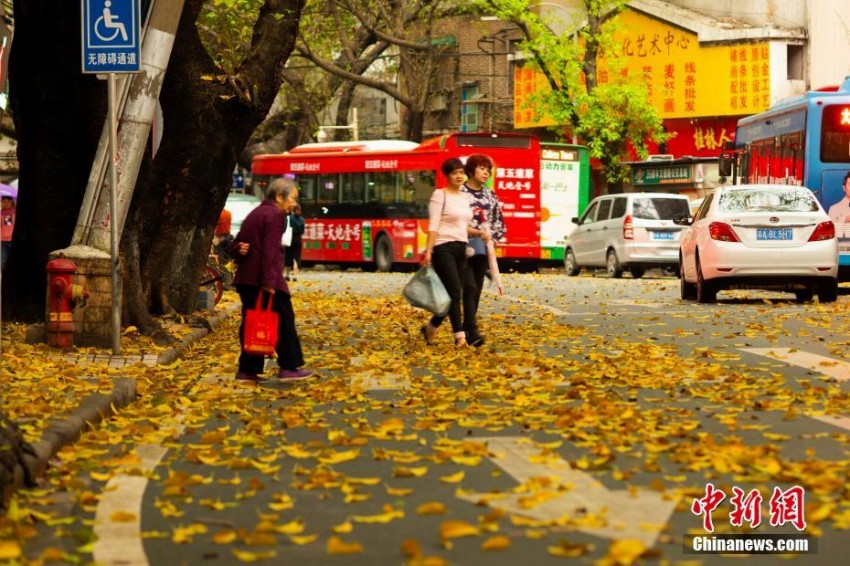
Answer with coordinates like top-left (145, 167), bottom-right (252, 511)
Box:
top-left (228, 178), bottom-right (313, 382)
top-left (422, 158), bottom-right (473, 347)
top-left (283, 204), bottom-right (305, 281)
top-left (1, 195), bottom-right (15, 272)
top-left (461, 154), bottom-right (506, 347)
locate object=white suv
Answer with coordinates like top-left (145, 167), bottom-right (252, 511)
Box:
top-left (564, 192), bottom-right (690, 278)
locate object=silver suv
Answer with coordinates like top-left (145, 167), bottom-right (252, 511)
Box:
top-left (564, 192), bottom-right (690, 278)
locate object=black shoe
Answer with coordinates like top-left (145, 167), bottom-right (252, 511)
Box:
top-left (467, 333), bottom-right (485, 348)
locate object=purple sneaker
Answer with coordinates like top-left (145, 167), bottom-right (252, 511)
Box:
top-left (277, 368), bottom-right (313, 381)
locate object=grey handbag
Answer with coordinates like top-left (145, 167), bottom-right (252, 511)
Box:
top-left (402, 266), bottom-right (451, 316)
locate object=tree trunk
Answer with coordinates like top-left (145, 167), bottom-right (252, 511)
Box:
top-left (4, 0), bottom-right (305, 328)
top-left (3, 0), bottom-right (107, 320)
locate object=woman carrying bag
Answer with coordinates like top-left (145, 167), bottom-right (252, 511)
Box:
top-left (461, 154), bottom-right (506, 347)
top-left (228, 178), bottom-right (313, 382)
top-left (421, 158), bottom-right (473, 348)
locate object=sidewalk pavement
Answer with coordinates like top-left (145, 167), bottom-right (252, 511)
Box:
top-left (0, 301), bottom-right (242, 513)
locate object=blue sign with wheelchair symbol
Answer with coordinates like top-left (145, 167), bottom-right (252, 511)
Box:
top-left (81, 0), bottom-right (141, 73)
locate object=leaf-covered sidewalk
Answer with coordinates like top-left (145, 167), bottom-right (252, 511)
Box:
top-left (2, 278), bottom-right (850, 564)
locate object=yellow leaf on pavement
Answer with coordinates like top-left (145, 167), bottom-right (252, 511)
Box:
top-left (212, 530), bottom-right (238, 544)
top-left (231, 549), bottom-right (277, 562)
top-left (332, 520), bottom-right (353, 534)
top-left (400, 538), bottom-right (422, 558)
top-left (547, 539), bottom-right (592, 558)
top-left (273, 518), bottom-right (305, 535)
top-left (352, 507), bottom-right (404, 524)
top-left (417, 502), bottom-right (447, 515)
top-left (439, 520), bottom-right (480, 542)
top-left (605, 539), bottom-right (646, 565)
top-left (319, 449), bottom-right (360, 464)
top-left (440, 471), bottom-right (465, 483)
top-left (0, 541), bottom-right (22, 560)
top-left (385, 485), bottom-right (413, 497)
top-left (289, 534), bottom-right (319, 546)
top-left (327, 536), bottom-right (363, 555)
top-left (481, 535), bottom-right (511, 551)
top-left (393, 465), bottom-right (428, 478)
top-left (109, 511), bottom-right (137, 522)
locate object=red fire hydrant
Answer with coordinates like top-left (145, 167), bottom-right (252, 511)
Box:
top-left (46, 258), bottom-right (89, 348)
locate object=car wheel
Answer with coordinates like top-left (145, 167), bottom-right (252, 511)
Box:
top-left (374, 235), bottom-right (394, 272)
top-left (695, 255), bottom-right (716, 303)
top-left (564, 249), bottom-right (580, 276)
top-left (606, 250), bottom-right (623, 278)
top-left (817, 279), bottom-right (839, 303)
top-left (630, 267), bottom-right (645, 279)
top-left (795, 287), bottom-right (814, 303)
top-left (680, 262), bottom-right (697, 300)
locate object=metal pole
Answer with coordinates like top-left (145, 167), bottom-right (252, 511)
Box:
top-left (107, 73), bottom-right (121, 355)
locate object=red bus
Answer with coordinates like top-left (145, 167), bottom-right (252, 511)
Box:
top-left (251, 132), bottom-right (590, 271)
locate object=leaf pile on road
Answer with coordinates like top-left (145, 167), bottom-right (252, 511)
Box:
top-left (2, 276), bottom-right (850, 564)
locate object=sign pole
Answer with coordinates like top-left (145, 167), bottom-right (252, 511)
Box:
top-left (107, 73), bottom-right (121, 355)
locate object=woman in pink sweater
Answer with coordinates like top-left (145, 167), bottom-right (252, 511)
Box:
top-left (422, 158), bottom-right (473, 347)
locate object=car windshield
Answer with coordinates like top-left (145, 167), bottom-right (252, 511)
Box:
top-left (632, 197), bottom-right (690, 220)
top-left (718, 188), bottom-right (819, 213)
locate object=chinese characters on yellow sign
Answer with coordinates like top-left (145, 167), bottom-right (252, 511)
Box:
top-left (514, 8), bottom-right (772, 128)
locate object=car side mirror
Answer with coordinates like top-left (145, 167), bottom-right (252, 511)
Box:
top-left (672, 214), bottom-right (691, 226)
top-left (571, 216), bottom-right (580, 225)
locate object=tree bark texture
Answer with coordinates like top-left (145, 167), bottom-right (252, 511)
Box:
top-left (4, 0), bottom-right (305, 329)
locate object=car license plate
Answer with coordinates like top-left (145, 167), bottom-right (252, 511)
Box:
top-left (756, 228), bottom-right (793, 240)
top-left (651, 231), bottom-right (674, 240)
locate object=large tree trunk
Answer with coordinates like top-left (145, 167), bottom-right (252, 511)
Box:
top-left (3, 0), bottom-right (107, 320)
top-left (4, 0), bottom-right (305, 328)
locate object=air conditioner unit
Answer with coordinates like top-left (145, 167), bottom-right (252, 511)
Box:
top-left (428, 93), bottom-right (448, 111)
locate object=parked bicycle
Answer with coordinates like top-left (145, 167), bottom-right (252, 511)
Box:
top-left (198, 243), bottom-right (234, 306)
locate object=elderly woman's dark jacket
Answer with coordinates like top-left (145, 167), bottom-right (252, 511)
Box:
top-left (228, 200), bottom-right (290, 294)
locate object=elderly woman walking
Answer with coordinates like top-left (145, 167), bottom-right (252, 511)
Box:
top-left (228, 178), bottom-right (313, 381)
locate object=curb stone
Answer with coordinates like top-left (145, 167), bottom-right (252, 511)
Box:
top-left (1, 303), bottom-right (241, 514)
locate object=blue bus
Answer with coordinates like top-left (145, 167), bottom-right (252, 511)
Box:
top-left (722, 75), bottom-right (850, 275)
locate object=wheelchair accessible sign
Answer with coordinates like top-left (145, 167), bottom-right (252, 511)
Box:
top-left (81, 0), bottom-right (141, 73)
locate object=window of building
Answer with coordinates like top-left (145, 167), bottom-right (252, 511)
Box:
top-left (787, 44), bottom-right (804, 81)
top-left (461, 84), bottom-right (479, 133)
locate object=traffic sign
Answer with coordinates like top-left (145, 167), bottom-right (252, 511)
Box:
top-left (81, 0), bottom-right (141, 74)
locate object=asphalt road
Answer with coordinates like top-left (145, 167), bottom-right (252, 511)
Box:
top-left (20, 269), bottom-right (850, 565)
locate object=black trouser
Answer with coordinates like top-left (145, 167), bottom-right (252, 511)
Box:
top-left (463, 253), bottom-right (488, 337)
top-left (429, 241), bottom-right (467, 333)
top-left (237, 285), bottom-right (304, 374)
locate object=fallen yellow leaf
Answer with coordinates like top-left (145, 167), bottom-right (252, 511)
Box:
top-left (440, 471), bottom-right (465, 483)
top-left (327, 536), bottom-right (363, 555)
top-left (212, 530), bottom-right (238, 544)
top-left (481, 535), bottom-right (511, 551)
top-left (0, 541), bottom-right (22, 560)
top-left (231, 549), bottom-right (277, 562)
top-left (417, 502), bottom-right (447, 515)
top-left (439, 520), bottom-right (480, 541)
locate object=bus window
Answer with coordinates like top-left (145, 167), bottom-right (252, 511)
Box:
top-left (370, 172), bottom-right (398, 204)
top-left (400, 170), bottom-right (434, 206)
top-left (341, 173), bottom-right (366, 204)
top-left (821, 104), bottom-right (850, 163)
top-left (295, 175), bottom-right (318, 204)
top-left (318, 174), bottom-right (339, 204)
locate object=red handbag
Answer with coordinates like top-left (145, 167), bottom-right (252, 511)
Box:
top-left (243, 291), bottom-right (278, 355)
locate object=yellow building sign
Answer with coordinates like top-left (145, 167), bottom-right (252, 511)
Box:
top-left (514, 9), bottom-right (771, 128)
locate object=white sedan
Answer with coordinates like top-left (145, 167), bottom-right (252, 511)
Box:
top-left (676, 185), bottom-right (838, 303)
